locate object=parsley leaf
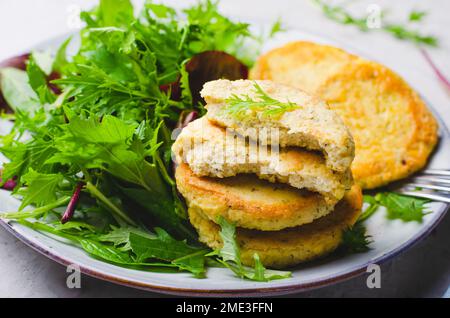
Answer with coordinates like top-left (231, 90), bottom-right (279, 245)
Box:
top-left (375, 192), bottom-right (431, 222)
top-left (360, 192), bottom-right (431, 223)
top-left (384, 25), bottom-right (438, 47)
top-left (269, 18), bottom-right (285, 37)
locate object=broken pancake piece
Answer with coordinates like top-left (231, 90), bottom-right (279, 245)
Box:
top-left (200, 79), bottom-right (355, 173)
top-left (176, 163), bottom-right (336, 231)
top-left (188, 184), bottom-right (362, 268)
top-left (172, 117), bottom-right (352, 203)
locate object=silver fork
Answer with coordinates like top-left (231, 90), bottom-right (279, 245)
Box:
top-left (397, 169), bottom-right (450, 203)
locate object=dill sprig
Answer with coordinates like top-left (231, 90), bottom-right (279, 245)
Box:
top-left (340, 191), bottom-right (431, 253)
top-left (340, 222), bottom-right (372, 254)
top-left (224, 82), bottom-right (298, 119)
top-left (312, 0), bottom-right (438, 47)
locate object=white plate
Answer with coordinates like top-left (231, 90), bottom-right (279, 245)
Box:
top-left (0, 28), bottom-right (449, 297)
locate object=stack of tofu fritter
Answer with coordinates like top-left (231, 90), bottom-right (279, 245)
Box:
top-left (172, 79), bottom-right (363, 268)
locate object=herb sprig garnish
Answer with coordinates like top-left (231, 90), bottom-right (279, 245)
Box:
top-left (312, 0), bottom-right (438, 47)
top-left (224, 82), bottom-right (297, 119)
top-left (340, 222), bottom-right (372, 254)
top-left (340, 191), bottom-right (431, 253)
top-left (364, 192), bottom-right (431, 222)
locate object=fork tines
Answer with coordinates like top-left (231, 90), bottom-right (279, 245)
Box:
top-left (397, 169), bottom-right (450, 203)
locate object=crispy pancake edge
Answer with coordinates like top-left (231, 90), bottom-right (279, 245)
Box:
top-left (176, 163), bottom-right (335, 231)
top-left (188, 185), bottom-right (363, 268)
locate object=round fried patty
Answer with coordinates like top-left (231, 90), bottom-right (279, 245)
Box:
top-left (176, 163), bottom-right (335, 231)
top-left (188, 185), bottom-right (362, 268)
top-left (317, 60), bottom-right (438, 189)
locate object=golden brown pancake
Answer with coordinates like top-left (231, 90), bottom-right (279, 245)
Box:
top-left (316, 60), bottom-right (438, 188)
top-left (176, 163), bottom-right (334, 231)
top-left (188, 185), bottom-right (362, 268)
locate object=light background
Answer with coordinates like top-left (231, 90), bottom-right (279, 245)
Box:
top-left (0, 0), bottom-right (449, 297)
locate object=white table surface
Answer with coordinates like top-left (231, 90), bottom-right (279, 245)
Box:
top-left (0, 0), bottom-right (449, 298)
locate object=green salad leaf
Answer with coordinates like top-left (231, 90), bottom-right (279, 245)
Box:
top-left (0, 0), bottom-right (285, 281)
top-left (129, 228), bottom-right (208, 277)
top-left (98, 225), bottom-right (154, 251)
top-left (129, 228), bottom-right (202, 263)
top-left (26, 54), bottom-right (56, 104)
top-left (0, 68), bottom-right (40, 113)
top-left (216, 216), bottom-right (242, 266)
top-left (18, 169), bottom-right (64, 210)
top-left (17, 219), bottom-right (205, 274)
